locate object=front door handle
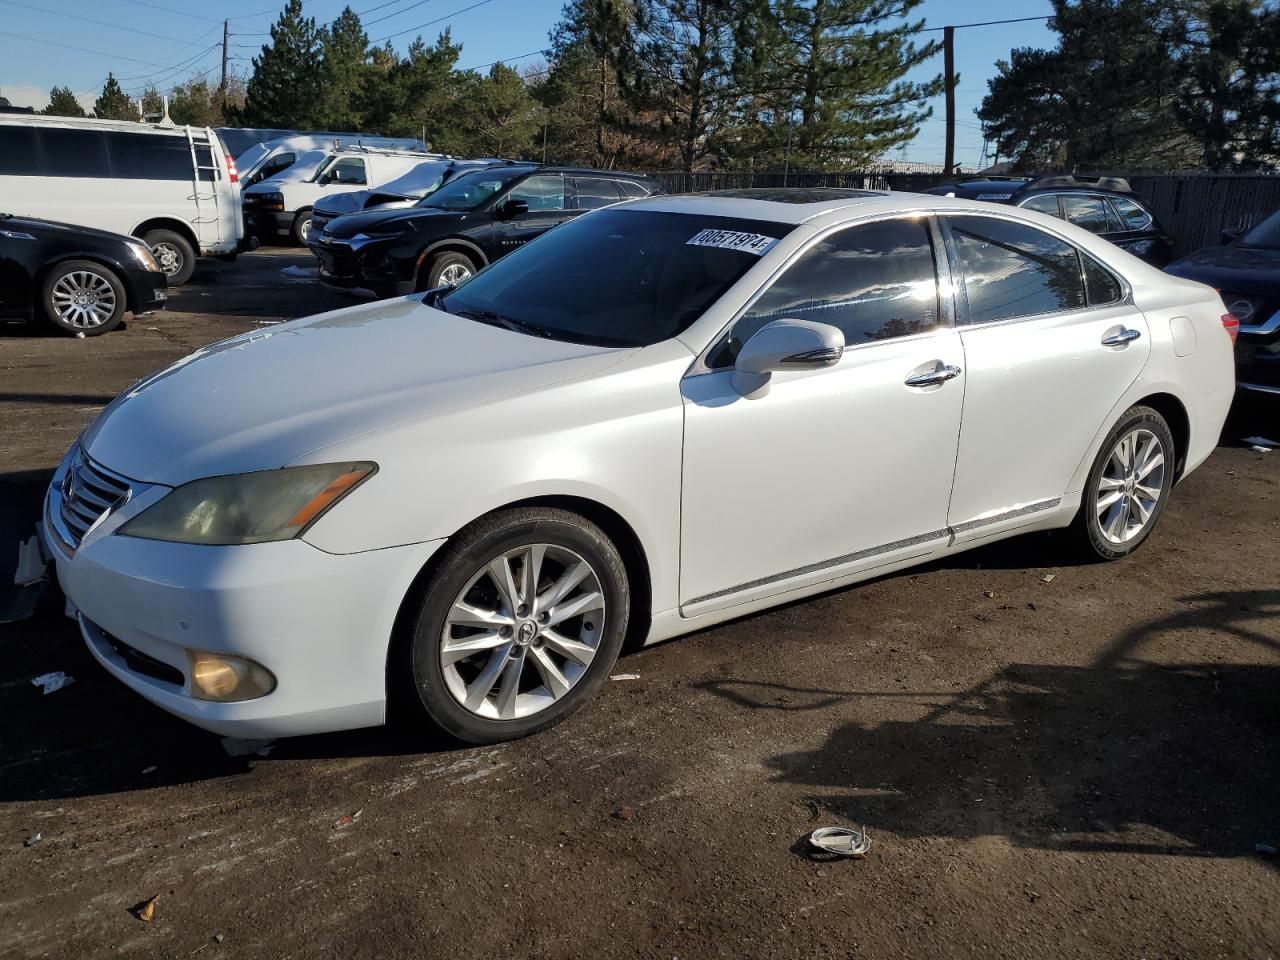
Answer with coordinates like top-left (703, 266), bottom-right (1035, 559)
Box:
top-left (904, 363), bottom-right (962, 387)
top-left (1101, 327), bottom-right (1142, 347)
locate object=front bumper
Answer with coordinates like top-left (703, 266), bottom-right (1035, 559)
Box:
top-left (244, 208), bottom-right (293, 239)
top-left (1236, 309), bottom-right (1280, 395)
top-left (311, 236), bottom-right (409, 298)
top-left (41, 457), bottom-right (443, 738)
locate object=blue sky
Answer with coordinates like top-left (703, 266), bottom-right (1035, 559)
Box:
top-left (0, 0), bottom-right (1056, 167)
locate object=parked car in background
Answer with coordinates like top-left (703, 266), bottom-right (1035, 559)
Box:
top-left (0, 115), bottom-right (249, 284)
top-left (215, 127), bottom-right (299, 159)
top-left (307, 157), bottom-right (506, 240)
top-left (243, 146), bottom-right (440, 245)
top-left (310, 164), bottom-right (661, 295)
top-left (1165, 208), bottom-right (1280, 396)
top-left (0, 212), bottom-right (166, 335)
top-left (925, 175), bottom-right (1174, 266)
top-left (44, 190), bottom-right (1234, 743)
top-left (236, 134), bottom-right (425, 188)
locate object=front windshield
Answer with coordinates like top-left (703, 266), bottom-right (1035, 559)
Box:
top-left (438, 209), bottom-right (793, 347)
top-left (419, 168), bottom-right (529, 211)
top-left (1241, 210), bottom-right (1280, 248)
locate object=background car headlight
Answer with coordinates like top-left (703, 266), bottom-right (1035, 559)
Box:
top-left (129, 242), bottom-right (162, 272)
top-left (118, 462), bottom-right (375, 545)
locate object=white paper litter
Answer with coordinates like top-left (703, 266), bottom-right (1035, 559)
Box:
top-left (14, 535), bottom-right (47, 587)
top-left (1249, 445), bottom-right (1273, 454)
top-left (610, 673), bottom-right (641, 681)
top-left (31, 672), bottom-right (74, 695)
top-left (1040, 573), bottom-right (1056, 583)
top-left (280, 265), bottom-right (318, 280)
top-left (221, 737), bottom-right (275, 757)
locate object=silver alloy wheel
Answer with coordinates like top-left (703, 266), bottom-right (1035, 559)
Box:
top-left (440, 543), bottom-right (605, 721)
top-left (1096, 427), bottom-right (1166, 544)
top-left (300, 218), bottom-right (313, 240)
top-left (438, 262), bottom-right (473, 286)
top-left (50, 270), bottom-right (117, 329)
top-left (151, 242), bottom-right (182, 277)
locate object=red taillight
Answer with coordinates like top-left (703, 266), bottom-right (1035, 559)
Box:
top-left (225, 153), bottom-right (238, 184)
top-left (1221, 313), bottom-right (1239, 344)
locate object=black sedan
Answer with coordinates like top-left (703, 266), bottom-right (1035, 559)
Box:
top-left (309, 165), bottom-right (661, 298)
top-left (0, 214), bottom-right (167, 335)
top-left (1166, 209), bottom-right (1280, 396)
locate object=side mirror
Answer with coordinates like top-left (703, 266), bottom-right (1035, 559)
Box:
top-left (1220, 226), bottom-right (1243, 245)
top-left (731, 318), bottom-right (844, 399)
top-left (497, 198), bottom-right (529, 220)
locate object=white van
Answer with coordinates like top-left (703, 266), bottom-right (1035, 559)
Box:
top-left (0, 115), bottom-right (246, 284)
top-left (237, 134), bottom-right (426, 188)
top-left (242, 146), bottom-right (443, 245)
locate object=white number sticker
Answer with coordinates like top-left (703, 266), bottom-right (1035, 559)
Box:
top-left (686, 228), bottom-right (778, 256)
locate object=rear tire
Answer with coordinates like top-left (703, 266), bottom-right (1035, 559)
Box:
top-left (404, 507), bottom-right (630, 744)
top-left (41, 260), bottom-right (127, 335)
top-left (142, 229), bottom-right (195, 285)
top-left (290, 209), bottom-right (313, 246)
top-left (422, 251), bottom-right (477, 291)
top-left (1068, 405), bottom-right (1175, 561)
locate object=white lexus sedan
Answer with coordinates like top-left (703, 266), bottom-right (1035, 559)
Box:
top-left (42, 190), bottom-right (1236, 744)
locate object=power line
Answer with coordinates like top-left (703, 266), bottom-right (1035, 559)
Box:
top-left (0, 0), bottom-right (190, 44)
top-left (371, 0), bottom-right (499, 43)
top-left (365, 0), bottom-right (436, 27)
top-left (0, 29), bottom-right (161, 66)
top-left (461, 48), bottom-right (544, 72)
top-left (108, 0), bottom-right (222, 22)
top-left (922, 15), bottom-right (1051, 32)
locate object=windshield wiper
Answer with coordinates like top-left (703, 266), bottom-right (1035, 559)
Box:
top-left (456, 308), bottom-right (555, 339)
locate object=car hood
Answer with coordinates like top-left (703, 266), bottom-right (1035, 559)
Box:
top-left (325, 206), bottom-right (463, 238)
top-left (1166, 244), bottom-right (1280, 291)
top-left (82, 297), bottom-right (630, 486)
top-left (314, 190), bottom-right (373, 216)
top-left (2, 215), bottom-right (139, 246)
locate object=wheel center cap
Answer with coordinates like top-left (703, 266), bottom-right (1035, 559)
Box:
top-left (515, 620), bottom-right (538, 645)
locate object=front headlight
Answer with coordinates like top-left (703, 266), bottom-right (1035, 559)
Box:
top-left (129, 242), bottom-right (161, 271)
top-left (118, 462), bottom-right (376, 545)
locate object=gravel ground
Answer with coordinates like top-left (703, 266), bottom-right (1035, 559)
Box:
top-left (1, 248), bottom-right (1277, 959)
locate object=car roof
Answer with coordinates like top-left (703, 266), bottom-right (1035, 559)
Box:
top-left (619, 188), bottom-right (897, 224)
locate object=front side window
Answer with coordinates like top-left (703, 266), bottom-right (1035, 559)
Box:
top-left (509, 175), bottom-right (566, 212)
top-left (949, 215), bottom-right (1086, 324)
top-left (1020, 194), bottom-right (1061, 217)
top-left (1062, 195), bottom-right (1119, 234)
top-left (1109, 196), bottom-right (1153, 231)
top-left (324, 158), bottom-right (366, 185)
top-left (710, 218), bottom-right (940, 366)
top-left (439, 209), bottom-right (791, 347)
top-left (250, 152), bottom-right (295, 184)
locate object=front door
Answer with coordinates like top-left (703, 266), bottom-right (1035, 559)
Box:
top-left (491, 174), bottom-right (574, 256)
top-left (941, 214), bottom-right (1152, 539)
top-left (679, 216), bottom-right (965, 614)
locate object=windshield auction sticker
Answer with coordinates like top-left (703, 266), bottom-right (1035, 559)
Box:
top-left (686, 229), bottom-right (778, 256)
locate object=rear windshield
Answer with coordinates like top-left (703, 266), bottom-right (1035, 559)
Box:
top-left (438, 209), bottom-right (793, 347)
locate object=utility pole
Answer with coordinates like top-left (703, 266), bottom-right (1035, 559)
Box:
top-left (220, 20), bottom-right (229, 109)
top-left (943, 25), bottom-right (955, 175)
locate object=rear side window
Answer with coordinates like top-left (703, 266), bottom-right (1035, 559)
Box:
top-left (717, 217), bottom-right (940, 362)
top-left (1109, 196), bottom-right (1153, 230)
top-left (1062, 195), bottom-right (1119, 234)
top-left (1082, 253), bottom-right (1123, 305)
top-left (617, 179), bottom-right (651, 199)
top-left (1020, 195), bottom-right (1061, 217)
top-left (0, 125), bottom-right (39, 175)
top-left (949, 215), bottom-right (1086, 324)
top-left (0, 125), bottom-right (205, 180)
top-left (574, 177), bottom-right (622, 210)
top-left (106, 132), bottom-right (206, 180)
top-left (40, 128), bottom-right (109, 177)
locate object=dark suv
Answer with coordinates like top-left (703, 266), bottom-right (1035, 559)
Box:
top-left (925, 175), bottom-right (1174, 266)
top-left (310, 164), bottom-right (663, 297)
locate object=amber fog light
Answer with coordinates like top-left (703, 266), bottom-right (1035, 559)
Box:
top-left (187, 651), bottom-right (276, 702)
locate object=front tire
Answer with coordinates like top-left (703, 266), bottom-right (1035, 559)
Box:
top-left (421, 251), bottom-right (476, 291)
top-left (142, 229), bottom-right (195, 285)
top-left (41, 260), bottom-right (126, 335)
top-left (405, 507), bottom-right (630, 744)
top-left (290, 209), bottom-right (313, 246)
top-left (1070, 405), bottom-right (1175, 560)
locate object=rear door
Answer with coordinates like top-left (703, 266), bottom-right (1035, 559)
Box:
top-left (941, 213), bottom-right (1151, 541)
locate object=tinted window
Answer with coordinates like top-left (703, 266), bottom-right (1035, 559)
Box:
top-left (574, 177), bottom-right (621, 210)
top-left (715, 218), bottom-right (940, 364)
top-left (950, 216), bottom-right (1086, 324)
top-left (1062, 195), bottom-right (1117, 234)
top-left (420, 168), bottom-right (529, 211)
top-left (1110, 196), bottom-right (1152, 230)
top-left (106, 131), bottom-right (204, 180)
top-left (251, 151), bottom-right (295, 184)
top-left (617, 179), bottom-right (651, 199)
top-left (325, 157), bottom-right (366, 185)
top-left (1021, 194), bottom-right (1060, 217)
top-left (439, 210), bottom-right (791, 347)
top-left (509, 175), bottom-right (566, 212)
top-left (1082, 253), bottom-right (1123, 305)
top-left (40, 128), bottom-right (109, 178)
top-left (0, 125), bottom-right (39, 175)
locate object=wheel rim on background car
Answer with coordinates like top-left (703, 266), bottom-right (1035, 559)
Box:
top-left (50, 270), bottom-right (117, 329)
top-left (151, 242), bottom-right (183, 277)
top-left (1095, 427), bottom-right (1166, 545)
top-left (440, 544), bottom-right (605, 721)
top-left (438, 262), bottom-right (473, 286)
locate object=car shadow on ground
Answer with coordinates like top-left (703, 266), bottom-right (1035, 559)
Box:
top-left (696, 588), bottom-right (1280, 867)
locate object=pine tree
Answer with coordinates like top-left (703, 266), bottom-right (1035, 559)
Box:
top-left (139, 87), bottom-right (165, 119)
top-left (439, 63), bottom-right (542, 157)
top-left (243, 0), bottom-right (324, 128)
top-left (44, 86), bottom-right (85, 118)
top-left (547, 0), bottom-right (637, 167)
top-left (737, 0), bottom-right (942, 170)
top-left (383, 32), bottom-right (463, 143)
top-left (93, 74), bottom-right (135, 120)
top-left (319, 6), bottom-right (370, 129)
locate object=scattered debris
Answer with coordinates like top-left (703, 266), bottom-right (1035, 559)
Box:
top-left (142, 766), bottom-right (158, 775)
top-left (1027, 602), bottom-right (1038, 611)
top-left (75, 331), bottom-right (86, 339)
top-left (808, 825), bottom-right (871, 859)
top-left (131, 894), bottom-right (160, 923)
top-left (1249, 445), bottom-right (1273, 454)
top-left (1243, 436), bottom-right (1278, 448)
top-left (1256, 842), bottom-right (1277, 856)
top-left (1039, 573), bottom-right (1056, 583)
top-left (614, 806), bottom-right (637, 822)
top-left (610, 673), bottom-right (641, 681)
top-left (982, 590), bottom-right (996, 599)
top-left (14, 535), bottom-right (47, 586)
top-left (24, 832), bottom-right (41, 847)
top-left (214, 933), bottom-right (225, 944)
top-left (31, 672), bottom-right (74, 695)
top-left (280, 265), bottom-right (318, 280)
top-left (220, 737), bottom-right (275, 758)
top-left (334, 810), bottom-right (363, 829)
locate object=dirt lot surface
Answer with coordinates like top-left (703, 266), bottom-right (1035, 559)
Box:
top-left (1, 248), bottom-right (1278, 959)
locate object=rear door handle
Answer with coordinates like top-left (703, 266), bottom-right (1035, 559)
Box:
top-left (904, 364), bottom-right (962, 387)
top-left (1101, 327), bottom-right (1142, 346)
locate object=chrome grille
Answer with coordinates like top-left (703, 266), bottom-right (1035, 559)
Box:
top-left (59, 450), bottom-right (131, 547)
